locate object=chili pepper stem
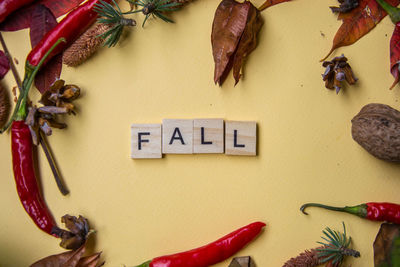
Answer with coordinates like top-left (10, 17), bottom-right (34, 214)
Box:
top-left (134, 260), bottom-right (151, 267)
top-left (0, 38), bottom-right (66, 132)
top-left (300, 203), bottom-right (368, 218)
top-left (375, 0), bottom-right (400, 24)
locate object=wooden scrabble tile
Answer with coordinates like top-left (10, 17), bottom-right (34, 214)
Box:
top-left (225, 121), bottom-right (257, 156)
top-left (162, 119), bottom-right (193, 154)
top-left (193, 119), bottom-right (224, 153)
top-left (131, 124), bottom-right (162, 159)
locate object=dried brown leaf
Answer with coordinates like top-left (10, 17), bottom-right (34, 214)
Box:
top-left (232, 5), bottom-right (263, 85)
top-left (374, 223), bottom-right (400, 267)
top-left (30, 243), bottom-right (103, 267)
top-left (211, 0), bottom-right (263, 86)
top-left (228, 256), bottom-right (256, 267)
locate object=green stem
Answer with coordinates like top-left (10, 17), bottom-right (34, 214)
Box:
top-left (134, 260), bottom-right (151, 267)
top-left (375, 0), bottom-right (400, 24)
top-left (0, 38), bottom-right (66, 133)
top-left (300, 203), bottom-right (368, 218)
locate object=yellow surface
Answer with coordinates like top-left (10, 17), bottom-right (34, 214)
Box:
top-left (1, 0), bottom-right (400, 266)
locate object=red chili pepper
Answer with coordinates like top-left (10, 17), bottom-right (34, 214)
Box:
top-left (11, 120), bottom-right (59, 236)
top-left (374, 0), bottom-right (400, 89)
top-left (135, 222), bottom-right (266, 267)
top-left (0, 0), bottom-right (36, 23)
top-left (300, 202), bottom-right (400, 224)
top-left (26, 0), bottom-right (111, 69)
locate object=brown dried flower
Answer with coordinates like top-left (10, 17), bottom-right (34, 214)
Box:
top-left (330, 0), bottom-right (359, 13)
top-left (322, 54), bottom-right (357, 94)
top-left (0, 84), bottom-right (10, 127)
top-left (63, 23), bottom-right (113, 67)
top-left (26, 79), bottom-right (81, 140)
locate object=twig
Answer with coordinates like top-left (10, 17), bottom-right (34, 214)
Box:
top-left (39, 131), bottom-right (69, 195)
top-left (0, 32), bottom-right (69, 196)
top-left (0, 33), bottom-right (22, 93)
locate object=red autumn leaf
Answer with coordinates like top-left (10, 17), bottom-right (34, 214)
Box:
top-left (0, 50), bottom-right (10, 80)
top-left (259, 0), bottom-right (293, 11)
top-left (0, 0), bottom-right (85, 31)
top-left (322, 0), bottom-right (400, 61)
top-left (390, 22), bottom-right (400, 89)
top-left (34, 54), bottom-right (63, 94)
top-left (30, 5), bottom-right (62, 94)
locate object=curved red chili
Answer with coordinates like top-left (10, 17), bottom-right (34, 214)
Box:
top-left (135, 222), bottom-right (266, 267)
top-left (26, 0), bottom-right (112, 68)
top-left (301, 202), bottom-right (400, 224)
top-left (0, 0), bottom-right (36, 23)
top-left (11, 120), bottom-right (58, 236)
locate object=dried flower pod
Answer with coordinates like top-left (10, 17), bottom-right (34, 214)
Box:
top-left (330, 0), bottom-right (359, 13)
top-left (30, 80), bottom-right (82, 136)
top-left (0, 84), bottom-right (10, 127)
top-left (62, 85), bottom-right (80, 100)
top-left (63, 23), bottom-right (113, 67)
top-left (322, 54), bottom-right (357, 94)
top-left (52, 215), bottom-right (92, 250)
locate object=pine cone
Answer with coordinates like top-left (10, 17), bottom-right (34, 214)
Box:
top-left (62, 23), bottom-right (113, 67)
top-left (166, 0), bottom-right (195, 5)
top-left (0, 84), bottom-right (10, 128)
top-left (283, 247), bottom-right (324, 267)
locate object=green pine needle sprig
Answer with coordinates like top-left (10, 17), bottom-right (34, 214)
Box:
top-left (316, 222), bottom-right (360, 266)
top-left (126, 0), bottom-right (182, 27)
top-left (94, 0), bottom-right (136, 47)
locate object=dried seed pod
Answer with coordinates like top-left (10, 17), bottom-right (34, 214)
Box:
top-left (330, 0), bottom-right (359, 13)
top-left (62, 85), bottom-right (80, 100)
top-left (63, 23), bottom-right (113, 67)
top-left (322, 54), bottom-right (357, 94)
top-left (0, 84), bottom-right (10, 127)
top-left (38, 106), bottom-right (69, 114)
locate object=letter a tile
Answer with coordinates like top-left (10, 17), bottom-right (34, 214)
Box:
top-left (162, 119), bottom-right (193, 154)
top-left (131, 124), bottom-right (162, 159)
top-left (225, 121), bottom-right (257, 156)
top-left (193, 119), bottom-right (224, 153)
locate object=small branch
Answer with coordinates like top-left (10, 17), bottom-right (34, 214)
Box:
top-left (0, 32), bottom-right (69, 196)
top-left (0, 32), bottom-right (22, 93)
top-left (40, 131), bottom-right (69, 195)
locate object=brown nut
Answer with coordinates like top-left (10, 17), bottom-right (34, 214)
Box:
top-left (351, 103), bottom-right (400, 162)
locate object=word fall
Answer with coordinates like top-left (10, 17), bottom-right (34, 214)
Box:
top-left (131, 119), bottom-right (257, 159)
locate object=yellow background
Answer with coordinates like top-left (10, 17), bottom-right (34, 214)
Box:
top-left (1, 0), bottom-right (400, 266)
